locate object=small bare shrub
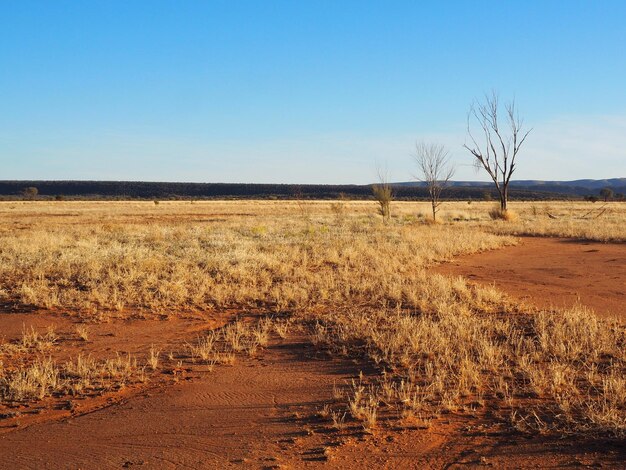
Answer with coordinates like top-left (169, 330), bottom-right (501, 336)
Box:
top-left (331, 409), bottom-right (348, 430)
top-left (273, 320), bottom-right (290, 339)
top-left (75, 324), bottom-right (89, 341)
top-left (330, 201), bottom-right (346, 225)
top-left (188, 333), bottom-right (216, 362)
top-left (488, 207), bottom-right (518, 221)
top-left (372, 185), bottom-right (392, 223)
top-left (4, 358), bottom-right (61, 400)
top-left (223, 322), bottom-right (245, 352)
top-left (148, 345), bottom-right (160, 371)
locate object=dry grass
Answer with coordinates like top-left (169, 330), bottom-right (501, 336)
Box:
top-left (0, 201), bottom-right (516, 315)
top-left (488, 206), bottom-right (519, 221)
top-left (75, 324), bottom-right (90, 341)
top-left (187, 318), bottom-right (275, 366)
top-left (488, 201), bottom-right (626, 242)
top-left (2, 358), bottom-right (60, 401)
top-left (0, 322), bottom-right (149, 401)
top-left (311, 299), bottom-right (625, 436)
top-left (0, 353), bottom-right (145, 402)
top-left (0, 200), bottom-right (624, 437)
top-left (409, 200), bottom-right (626, 241)
top-left (148, 345), bottom-right (160, 371)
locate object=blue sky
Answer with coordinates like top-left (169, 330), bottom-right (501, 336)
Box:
top-left (1, 1), bottom-right (625, 183)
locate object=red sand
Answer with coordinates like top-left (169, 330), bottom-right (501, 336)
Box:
top-left (437, 237), bottom-right (626, 321)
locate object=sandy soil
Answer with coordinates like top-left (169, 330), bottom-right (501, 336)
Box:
top-left (436, 237), bottom-right (626, 322)
top-left (0, 335), bottom-right (365, 469)
top-left (0, 311), bottom-right (230, 430)
top-left (2, 334), bottom-right (623, 469)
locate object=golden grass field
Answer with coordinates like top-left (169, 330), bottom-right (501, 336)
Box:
top-left (0, 199), bottom-right (624, 440)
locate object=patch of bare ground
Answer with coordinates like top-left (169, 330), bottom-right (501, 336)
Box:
top-left (0, 310), bottom-right (232, 430)
top-left (0, 334), bottom-right (367, 469)
top-left (328, 420), bottom-right (625, 469)
top-left (436, 237), bottom-right (626, 322)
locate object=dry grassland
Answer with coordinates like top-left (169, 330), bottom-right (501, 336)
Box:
top-left (0, 200), bottom-right (624, 438)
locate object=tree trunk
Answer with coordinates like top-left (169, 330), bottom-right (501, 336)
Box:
top-left (432, 200), bottom-right (436, 221)
top-left (500, 186), bottom-right (508, 211)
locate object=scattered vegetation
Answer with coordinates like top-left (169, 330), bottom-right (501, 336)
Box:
top-left (372, 185), bottom-right (392, 223)
top-left (0, 200), bottom-right (624, 439)
top-left (0, 352), bottom-right (144, 402)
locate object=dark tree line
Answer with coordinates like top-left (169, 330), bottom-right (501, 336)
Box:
top-left (0, 180), bottom-right (572, 201)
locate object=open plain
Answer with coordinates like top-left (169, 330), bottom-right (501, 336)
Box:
top-left (0, 200), bottom-right (624, 468)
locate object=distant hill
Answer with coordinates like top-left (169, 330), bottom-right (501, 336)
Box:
top-left (397, 178), bottom-right (626, 197)
top-left (0, 179), bottom-right (623, 201)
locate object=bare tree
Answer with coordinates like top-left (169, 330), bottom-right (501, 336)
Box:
top-left (372, 166), bottom-right (392, 223)
top-left (464, 91), bottom-right (531, 212)
top-left (600, 187), bottom-right (614, 202)
top-left (413, 142), bottom-right (455, 222)
top-left (21, 186), bottom-right (38, 200)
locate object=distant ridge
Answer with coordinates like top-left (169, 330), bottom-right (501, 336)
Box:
top-left (395, 178), bottom-right (626, 197)
top-left (0, 179), bottom-right (623, 200)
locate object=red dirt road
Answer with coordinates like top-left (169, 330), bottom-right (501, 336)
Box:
top-left (437, 237), bottom-right (626, 321)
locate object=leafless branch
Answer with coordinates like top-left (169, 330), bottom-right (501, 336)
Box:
top-left (464, 91), bottom-right (531, 211)
top-left (414, 142), bottom-right (455, 221)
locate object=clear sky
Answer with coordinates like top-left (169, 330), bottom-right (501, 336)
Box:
top-left (2, 0), bottom-right (625, 183)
